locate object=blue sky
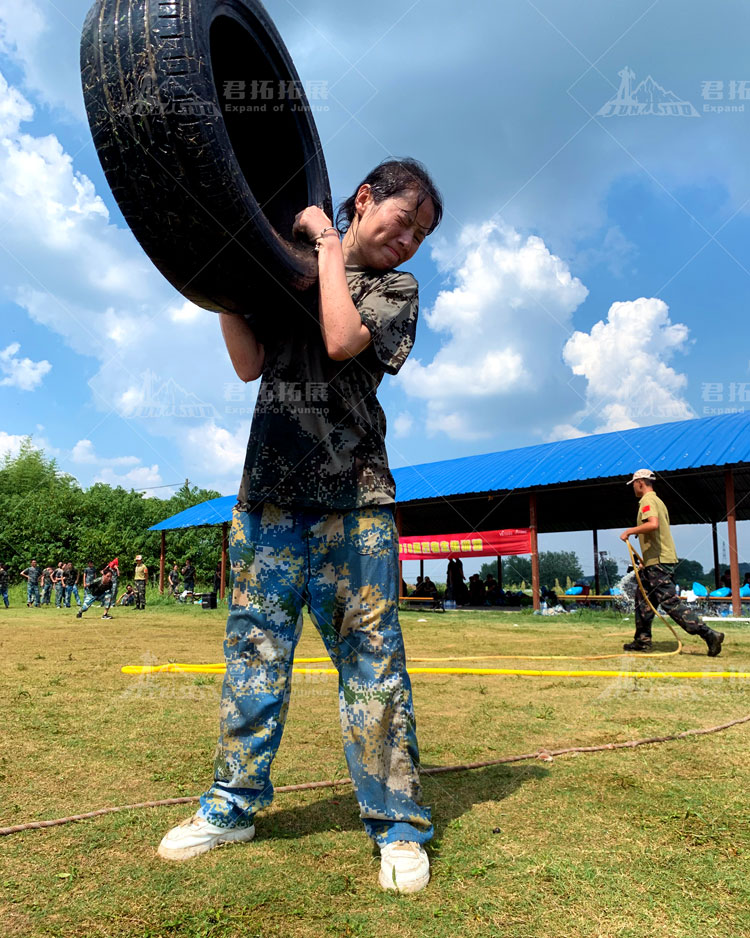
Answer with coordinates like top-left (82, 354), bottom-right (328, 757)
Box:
top-left (1, 0), bottom-right (749, 576)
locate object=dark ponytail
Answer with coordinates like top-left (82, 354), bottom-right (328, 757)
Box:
top-left (336, 158), bottom-right (443, 235)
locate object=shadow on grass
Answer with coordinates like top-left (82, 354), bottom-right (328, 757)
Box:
top-left (255, 762), bottom-right (548, 843)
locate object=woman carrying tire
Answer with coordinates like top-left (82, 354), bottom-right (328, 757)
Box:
top-left (158, 158), bottom-right (442, 894)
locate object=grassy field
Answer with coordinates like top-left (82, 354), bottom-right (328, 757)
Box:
top-left (1, 597), bottom-right (749, 938)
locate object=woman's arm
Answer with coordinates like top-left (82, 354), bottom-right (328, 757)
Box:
top-left (293, 207), bottom-right (371, 361)
top-left (219, 313), bottom-right (265, 381)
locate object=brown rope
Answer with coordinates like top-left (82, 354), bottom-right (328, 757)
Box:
top-left (3, 713), bottom-right (749, 837)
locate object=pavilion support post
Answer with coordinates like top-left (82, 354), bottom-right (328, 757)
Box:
top-left (395, 507), bottom-right (404, 596)
top-left (220, 522), bottom-right (228, 601)
top-left (159, 531), bottom-right (165, 594)
top-left (725, 469), bottom-right (741, 617)
top-left (529, 493), bottom-right (540, 610)
top-left (593, 529), bottom-right (600, 595)
top-left (711, 521), bottom-right (720, 589)
top-left (419, 559), bottom-right (424, 580)
top-left (497, 555), bottom-right (502, 590)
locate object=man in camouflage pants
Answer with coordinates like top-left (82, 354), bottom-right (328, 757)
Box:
top-left (621, 469), bottom-right (724, 656)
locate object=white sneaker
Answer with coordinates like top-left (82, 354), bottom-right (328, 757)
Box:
top-left (157, 814), bottom-right (255, 861)
top-left (378, 841), bottom-right (430, 893)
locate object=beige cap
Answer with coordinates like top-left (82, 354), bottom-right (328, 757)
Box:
top-left (626, 469), bottom-right (656, 485)
top-left (135, 554), bottom-right (142, 561)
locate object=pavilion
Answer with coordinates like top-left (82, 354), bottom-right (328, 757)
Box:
top-left (149, 410), bottom-right (750, 613)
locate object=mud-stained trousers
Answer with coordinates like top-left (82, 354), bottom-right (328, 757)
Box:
top-left (633, 563), bottom-right (704, 642)
top-left (198, 504), bottom-right (433, 847)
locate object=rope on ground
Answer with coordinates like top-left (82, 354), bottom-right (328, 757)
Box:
top-left (3, 713), bottom-right (749, 837)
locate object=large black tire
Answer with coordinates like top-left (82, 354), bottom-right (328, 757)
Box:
top-left (80, 0), bottom-right (331, 316)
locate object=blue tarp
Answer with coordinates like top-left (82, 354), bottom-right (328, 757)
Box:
top-left (149, 494), bottom-right (236, 531)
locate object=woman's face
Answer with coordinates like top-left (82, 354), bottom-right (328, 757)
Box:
top-left (345, 186), bottom-right (435, 270)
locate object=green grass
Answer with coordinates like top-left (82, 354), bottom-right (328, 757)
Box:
top-left (1, 604), bottom-right (749, 937)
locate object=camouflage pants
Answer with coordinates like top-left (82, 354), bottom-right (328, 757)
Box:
top-left (634, 563), bottom-right (704, 640)
top-left (198, 504), bottom-right (432, 847)
top-left (135, 580), bottom-right (146, 608)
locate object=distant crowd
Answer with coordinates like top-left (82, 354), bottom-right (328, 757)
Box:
top-left (0, 556), bottom-right (220, 613)
top-left (403, 557), bottom-right (542, 607)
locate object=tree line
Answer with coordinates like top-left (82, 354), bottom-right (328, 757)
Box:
top-left (478, 550), bottom-right (717, 591)
top-left (0, 441), bottom-right (226, 589)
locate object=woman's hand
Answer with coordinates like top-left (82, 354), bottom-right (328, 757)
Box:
top-left (293, 205), bottom-right (333, 243)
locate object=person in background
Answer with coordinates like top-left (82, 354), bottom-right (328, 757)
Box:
top-left (102, 558), bottom-right (119, 610)
top-left (83, 560), bottom-right (96, 606)
top-left (52, 562), bottom-right (65, 608)
top-left (621, 468), bottom-right (724, 656)
top-left (134, 555), bottom-right (148, 610)
top-left (182, 558), bottom-right (196, 595)
top-left (169, 562), bottom-right (180, 597)
top-left (40, 564), bottom-right (55, 606)
top-left (213, 562), bottom-right (222, 595)
top-left (119, 584), bottom-right (136, 606)
top-left (64, 561), bottom-right (82, 609)
top-left (0, 562), bottom-right (9, 608)
top-left (77, 570), bottom-right (113, 619)
top-left (20, 559), bottom-right (41, 607)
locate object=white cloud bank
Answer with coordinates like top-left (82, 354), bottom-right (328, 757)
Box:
top-left (398, 222), bottom-right (695, 444)
top-left (552, 297), bottom-right (694, 438)
top-left (0, 342), bottom-right (51, 390)
top-left (398, 221), bottom-right (589, 439)
top-left (0, 67), bottom-right (247, 492)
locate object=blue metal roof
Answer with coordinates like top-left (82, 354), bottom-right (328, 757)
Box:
top-left (391, 410), bottom-right (750, 503)
top-left (149, 411), bottom-right (750, 529)
top-left (149, 494), bottom-right (236, 531)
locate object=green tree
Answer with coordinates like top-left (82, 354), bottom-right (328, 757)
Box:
top-left (673, 558), bottom-right (705, 589)
top-left (0, 443), bottom-right (225, 589)
top-left (479, 550), bottom-right (584, 589)
top-left (0, 440), bottom-right (83, 580)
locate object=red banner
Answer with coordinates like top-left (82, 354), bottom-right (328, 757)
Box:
top-left (399, 529), bottom-right (531, 560)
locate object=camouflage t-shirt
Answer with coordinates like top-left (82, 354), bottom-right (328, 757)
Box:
top-left (237, 266), bottom-right (419, 511)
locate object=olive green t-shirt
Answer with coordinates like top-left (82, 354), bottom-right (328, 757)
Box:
top-left (637, 492), bottom-right (678, 567)
top-left (237, 266), bottom-right (419, 512)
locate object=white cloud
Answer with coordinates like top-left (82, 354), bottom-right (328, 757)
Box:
top-left (0, 342), bottom-right (51, 390)
top-left (398, 221), bottom-right (589, 438)
top-left (93, 464), bottom-right (163, 491)
top-left (392, 411), bottom-right (414, 438)
top-left (183, 422), bottom-right (250, 475)
top-left (0, 429), bottom-right (30, 460)
top-left (70, 438), bottom-right (139, 467)
top-left (0, 68), bottom-right (253, 490)
top-left (554, 296), bottom-right (694, 437)
top-left (0, 0), bottom-right (88, 118)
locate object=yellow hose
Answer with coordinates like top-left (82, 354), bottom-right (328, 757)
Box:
top-left (121, 662), bottom-right (749, 679)
top-left (122, 547), bottom-right (720, 680)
